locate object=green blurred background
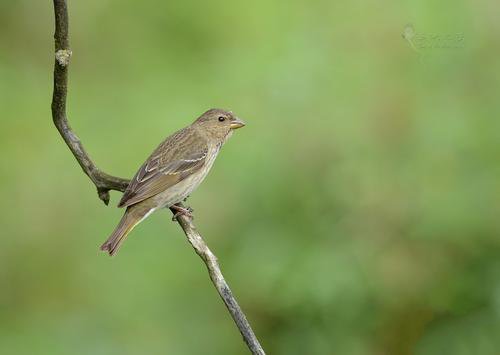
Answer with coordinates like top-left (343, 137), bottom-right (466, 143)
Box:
top-left (1, 0), bottom-right (499, 354)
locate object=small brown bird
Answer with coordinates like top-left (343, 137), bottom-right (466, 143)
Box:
top-left (100, 108), bottom-right (245, 256)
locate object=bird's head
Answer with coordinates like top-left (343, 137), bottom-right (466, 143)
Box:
top-left (194, 108), bottom-right (246, 142)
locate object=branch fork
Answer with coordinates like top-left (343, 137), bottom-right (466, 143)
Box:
top-left (51, 1), bottom-right (264, 354)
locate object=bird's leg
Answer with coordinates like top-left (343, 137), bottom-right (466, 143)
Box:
top-left (171, 204), bottom-right (194, 221)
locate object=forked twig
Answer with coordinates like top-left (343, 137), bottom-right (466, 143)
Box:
top-left (51, 1), bottom-right (265, 353)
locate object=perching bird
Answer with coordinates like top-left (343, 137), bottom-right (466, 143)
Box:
top-left (100, 108), bottom-right (245, 256)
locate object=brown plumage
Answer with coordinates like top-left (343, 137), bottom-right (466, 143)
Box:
top-left (100, 108), bottom-right (245, 256)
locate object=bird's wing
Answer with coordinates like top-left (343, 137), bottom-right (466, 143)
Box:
top-left (118, 128), bottom-right (208, 208)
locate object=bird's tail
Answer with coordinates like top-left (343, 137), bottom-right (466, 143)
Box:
top-left (100, 206), bottom-right (153, 256)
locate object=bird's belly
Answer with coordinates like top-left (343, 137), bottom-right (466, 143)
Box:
top-left (152, 152), bottom-right (217, 208)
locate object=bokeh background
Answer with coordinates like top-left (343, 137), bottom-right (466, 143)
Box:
top-left (1, 1), bottom-right (499, 354)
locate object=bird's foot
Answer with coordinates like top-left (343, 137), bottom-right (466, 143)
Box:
top-left (171, 205), bottom-right (194, 221)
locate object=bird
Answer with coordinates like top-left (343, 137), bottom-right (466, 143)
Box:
top-left (100, 108), bottom-right (246, 256)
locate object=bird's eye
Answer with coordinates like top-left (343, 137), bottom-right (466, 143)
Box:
top-left (218, 116), bottom-right (226, 122)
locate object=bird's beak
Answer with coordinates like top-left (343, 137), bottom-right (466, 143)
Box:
top-left (230, 117), bottom-right (246, 130)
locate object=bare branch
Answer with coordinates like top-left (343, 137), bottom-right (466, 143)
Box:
top-left (172, 204), bottom-right (265, 354)
top-left (50, 1), bottom-right (265, 354)
top-left (51, 0), bottom-right (129, 204)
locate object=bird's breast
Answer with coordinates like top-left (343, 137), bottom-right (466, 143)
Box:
top-left (153, 145), bottom-right (221, 208)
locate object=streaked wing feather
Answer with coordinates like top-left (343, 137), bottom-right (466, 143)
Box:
top-left (118, 128), bottom-right (208, 208)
